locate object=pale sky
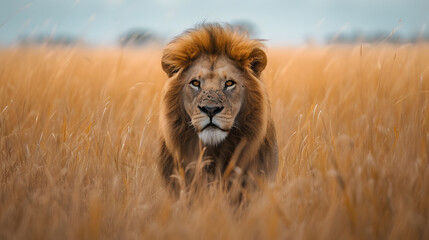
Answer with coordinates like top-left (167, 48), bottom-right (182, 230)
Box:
top-left (0, 0), bottom-right (428, 45)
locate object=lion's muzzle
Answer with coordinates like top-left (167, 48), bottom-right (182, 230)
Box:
top-left (194, 90), bottom-right (230, 145)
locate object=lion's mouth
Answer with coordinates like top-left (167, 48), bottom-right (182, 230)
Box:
top-left (198, 122), bottom-right (229, 146)
top-left (201, 122), bottom-right (228, 132)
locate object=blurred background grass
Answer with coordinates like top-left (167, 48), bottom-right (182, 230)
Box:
top-left (0, 44), bottom-right (428, 239)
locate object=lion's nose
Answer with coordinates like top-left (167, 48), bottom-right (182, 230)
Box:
top-left (198, 106), bottom-right (224, 118)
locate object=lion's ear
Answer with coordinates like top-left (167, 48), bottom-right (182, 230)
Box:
top-left (248, 48), bottom-right (267, 77)
top-left (161, 56), bottom-right (179, 77)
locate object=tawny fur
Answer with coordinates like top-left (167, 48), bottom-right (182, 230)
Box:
top-left (159, 23), bottom-right (278, 194)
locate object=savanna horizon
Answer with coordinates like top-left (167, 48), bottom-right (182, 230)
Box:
top-left (0, 44), bottom-right (428, 239)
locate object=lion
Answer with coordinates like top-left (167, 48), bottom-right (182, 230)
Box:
top-left (158, 23), bottom-right (278, 194)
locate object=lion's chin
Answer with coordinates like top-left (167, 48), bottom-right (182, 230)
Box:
top-left (198, 128), bottom-right (228, 146)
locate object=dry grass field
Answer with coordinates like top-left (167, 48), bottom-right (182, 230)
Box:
top-left (0, 44), bottom-right (428, 239)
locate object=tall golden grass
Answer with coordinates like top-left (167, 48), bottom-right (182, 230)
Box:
top-left (0, 44), bottom-right (428, 239)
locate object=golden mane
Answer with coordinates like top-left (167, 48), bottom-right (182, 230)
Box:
top-left (161, 23), bottom-right (267, 77)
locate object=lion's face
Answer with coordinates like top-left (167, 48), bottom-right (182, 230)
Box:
top-left (181, 55), bottom-right (245, 145)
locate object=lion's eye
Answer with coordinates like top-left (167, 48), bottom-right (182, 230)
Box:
top-left (225, 80), bottom-right (236, 88)
top-left (190, 79), bottom-right (200, 88)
